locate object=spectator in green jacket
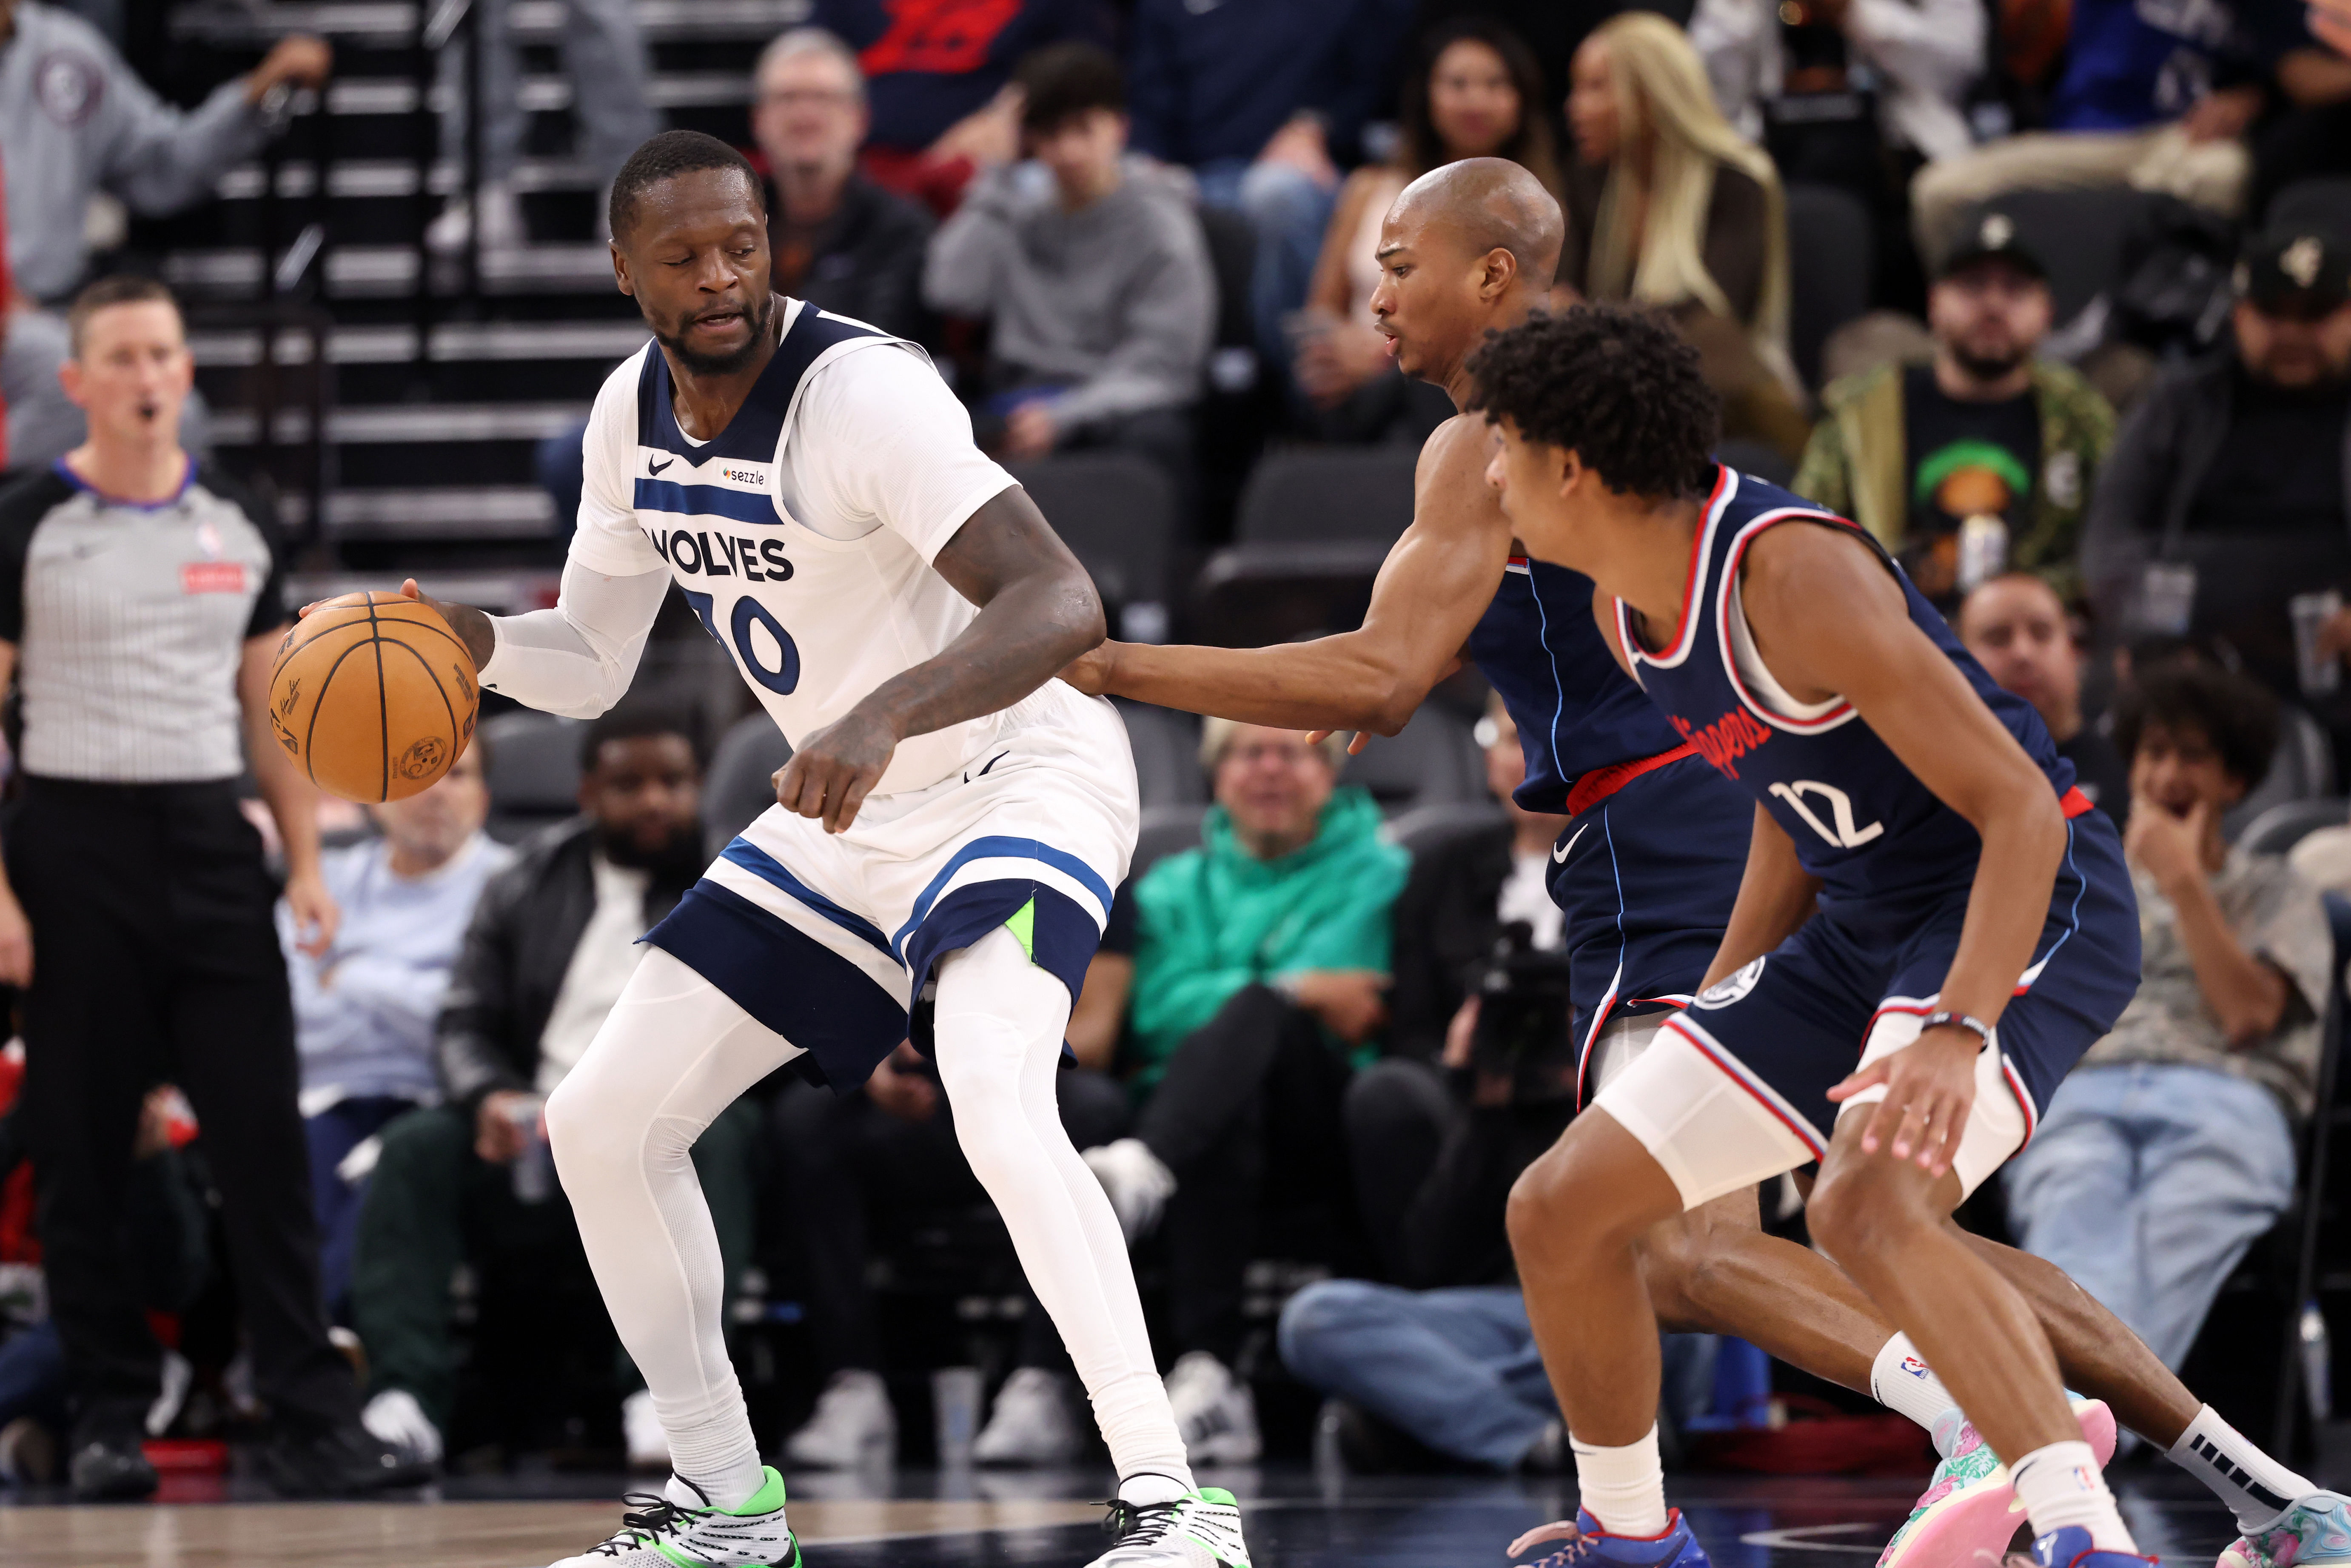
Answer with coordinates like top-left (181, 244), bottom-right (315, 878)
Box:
top-left (1792, 208), bottom-right (2115, 609)
top-left (1083, 717), bottom-right (1409, 1467)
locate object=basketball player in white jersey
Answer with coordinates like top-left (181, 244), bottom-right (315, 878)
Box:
top-left (393, 131), bottom-right (1250, 1568)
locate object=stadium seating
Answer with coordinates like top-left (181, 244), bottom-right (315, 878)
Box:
top-left (480, 709), bottom-right (583, 841)
top-left (1337, 705), bottom-right (1482, 813)
top-left (702, 711), bottom-right (795, 857)
top-left (1114, 699), bottom-right (1208, 807)
top-left (2226, 705), bottom-right (2338, 842)
top-left (1783, 182), bottom-right (1875, 393)
top-left (1949, 188), bottom-right (2165, 325)
top-left (1234, 447), bottom-right (1419, 545)
top-left (2268, 177), bottom-right (2351, 236)
top-left (1010, 453), bottom-right (1180, 642)
top-left (1132, 803), bottom-right (1211, 883)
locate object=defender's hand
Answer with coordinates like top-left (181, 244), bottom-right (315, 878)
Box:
top-left (1058, 642), bottom-right (1119, 697)
top-left (775, 709), bottom-right (896, 833)
top-left (1829, 1024), bottom-right (1980, 1176)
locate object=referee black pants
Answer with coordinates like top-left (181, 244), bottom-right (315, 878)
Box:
top-left (8, 777), bottom-right (356, 1438)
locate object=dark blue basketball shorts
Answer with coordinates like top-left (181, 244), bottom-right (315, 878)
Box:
top-left (1547, 750), bottom-right (1753, 1102)
top-left (1589, 805), bottom-right (2141, 1208)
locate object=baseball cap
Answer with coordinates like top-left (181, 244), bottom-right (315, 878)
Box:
top-left (2235, 227), bottom-right (2350, 317)
top-left (1938, 208), bottom-right (2048, 282)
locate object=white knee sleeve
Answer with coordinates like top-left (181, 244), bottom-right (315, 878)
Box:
top-left (932, 927), bottom-right (1191, 1492)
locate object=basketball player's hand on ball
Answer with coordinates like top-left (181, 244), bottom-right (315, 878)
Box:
top-left (0, 885), bottom-right (31, 988)
top-left (774, 708), bottom-right (895, 832)
top-left (1829, 1025), bottom-right (1978, 1176)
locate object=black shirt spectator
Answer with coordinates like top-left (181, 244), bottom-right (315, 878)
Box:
top-left (2083, 228), bottom-right (2351, 725)
top-left (752, 28), bottom-right (937, 342)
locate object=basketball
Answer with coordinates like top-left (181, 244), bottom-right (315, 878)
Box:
top-left (267, 591), bottom-right (480, 804)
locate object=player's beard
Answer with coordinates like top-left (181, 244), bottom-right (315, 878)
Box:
top-left (658, 290), bottom-right (775, 378)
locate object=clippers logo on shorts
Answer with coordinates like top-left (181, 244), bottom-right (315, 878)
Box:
top-left (1696, 956), bottom-right (1767, 1009)
top-left (1618, 467), bottom-right (2084, 904)
top-left (180, 562), bottom-right (247, 594)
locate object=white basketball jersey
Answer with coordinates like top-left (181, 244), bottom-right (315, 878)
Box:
top-left (570, 301), bottom-right (1023, 796)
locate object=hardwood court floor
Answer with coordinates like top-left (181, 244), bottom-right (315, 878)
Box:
top-left (0, 1464), bottom-right (2270, 1568)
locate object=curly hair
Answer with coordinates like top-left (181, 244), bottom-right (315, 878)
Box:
top-left (2112, 659), bottom-right (2277, 792)
top-left (1463, 304), bottom-right (1720, 499)
top-left (608, 130), bottom-right (764, 245)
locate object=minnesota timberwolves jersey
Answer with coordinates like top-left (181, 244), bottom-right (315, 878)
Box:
top-left (1619, 468), bottom-right (2086, 913)
top-left (1469, 553), bottom-right (1689, 813)
top-left (584, 299), bottom-right (1020, 798)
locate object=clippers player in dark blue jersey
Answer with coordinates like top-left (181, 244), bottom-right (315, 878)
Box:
top-left (1470, 304), bottom-right (2151, 1568)
top-left (1069, 165), bottom-right (2332, 1568)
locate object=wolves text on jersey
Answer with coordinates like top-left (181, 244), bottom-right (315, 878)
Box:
top-left (647, 527), bottom-right (797, 583)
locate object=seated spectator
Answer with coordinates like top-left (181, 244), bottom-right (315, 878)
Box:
top-left (289, 743), bottom-right (510, 1317)
top-left (1690, 0), bottom-right (1982, 305)
top-left (349, 710), bottom-right (758, 1473)
top-left (1363, 698), bottom-right (1570, 1274)
top-left (752, 29), bottom-right (936, 342)
top-left (425, 0), bottom-right (658, 251)
top-left (1793, 211), bottom-right (2116, 608)
top-left (1562, 11), bottom-right (1807, 458)
top-left (1082, 720), bottom-right (1408, 1463)
top-left (1294, 19), bottom-right (1562, 440)
top-left (0, 3), bottom-right (330, 470)
top-left (770, 1041), bottom-right (1130, 1469)
top-left (2081, 227), bottom-right (2351, 733)
top-left (923, 43), bottom-right (1213, 483)
top-left (1126, 0), bottom-right (1416, 365)
top-left (2006, 661), bottom-right (2328, 1370)
top-left (1908, 0), bottom-right (2280, 264)
top-left (1959, 573), bottom-right (2134, 824)
top-left (812, 0), bottom-right (1111, 215)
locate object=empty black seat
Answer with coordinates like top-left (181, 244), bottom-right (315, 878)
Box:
top-left (480, 710), bottom-right (582, 843)
top-left (1234, 447), bottom-right (1419, 545)
top-left (1341, 704), bottom-right (1481, 813)
top-left (1114, 698), bottom-right (1206, 807)
top-left (1784, 182), bottom-right (1875, 393)
top-left (1009, 453), bottom-right (1179, 639)
top-left (701, 712), bottom-right (792, 857)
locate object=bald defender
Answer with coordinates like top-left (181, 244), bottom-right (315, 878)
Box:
top-left (1064, 160), bottom-right (2264, 1550)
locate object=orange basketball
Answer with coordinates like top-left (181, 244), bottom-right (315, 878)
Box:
top-left (267, 591), bottom-right (480, 804)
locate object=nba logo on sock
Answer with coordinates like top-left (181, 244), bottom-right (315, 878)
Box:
top-left (1898, 1356), bottom-right (1931, 1380)
top-left (2069, 1465), bottom-right (2098, 1492)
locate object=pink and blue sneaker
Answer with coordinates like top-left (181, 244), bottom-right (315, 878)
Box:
top-left (1508, 1508), bottom-right (1713, 1568)
top-left (2217, 1491), bottom-right (2351, 1568)
top-left (2029, 1524), bottom-right (2155, 1568)
top-left (1875, 1398), bottom-right (2118, 1568)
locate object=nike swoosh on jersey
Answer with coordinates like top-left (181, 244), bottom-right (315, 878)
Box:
top-left (648, 456), bottom-right (674, 476)
top-left (1552, 822), bottom-right (1589, 864)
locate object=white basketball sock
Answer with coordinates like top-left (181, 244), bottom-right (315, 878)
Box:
top-left (2168, 1404), bottom-right (2315, 1531)
top-left (1571, 1424), bottom-right (1670, 1537)
top-left (1869, 1333), bottom-right (1963, 1451)
top-left (933, 927), bottom-right (1194, 1494)
top-left (2012, 1440), bottom-right (2135, 1553)
top-left (546, 948), bottom-right (794, 1514)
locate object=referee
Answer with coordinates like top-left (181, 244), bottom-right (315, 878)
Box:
top-left (0, 276), bottom-right (422, 1499)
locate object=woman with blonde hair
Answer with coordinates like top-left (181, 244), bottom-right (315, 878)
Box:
top-left (1564, 11), bottom-right (1809, 452)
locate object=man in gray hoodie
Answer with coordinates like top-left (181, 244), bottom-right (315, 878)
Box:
top-left (0, 0), bottom-right (330, 467)
top-left (922, 42), bottom-right (1212, 495)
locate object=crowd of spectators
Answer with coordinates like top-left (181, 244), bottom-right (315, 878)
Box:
top-left (0, 0), bottom-right (2349, 1498)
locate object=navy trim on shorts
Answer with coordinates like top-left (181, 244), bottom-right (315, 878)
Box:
top-left (642, 881), bottom-right (906, 1093)
top-left (718, 836), bottom-right (893, 955)
top-left (889, 835), bottom-right (1115, 960)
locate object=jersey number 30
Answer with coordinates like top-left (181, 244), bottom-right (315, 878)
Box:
top-left (682, 589), bottom-right (800, 695)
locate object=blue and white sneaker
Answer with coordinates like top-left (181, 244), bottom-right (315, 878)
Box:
top-left (2029, 1525), bottom-right (2155, 1568)
top-left (1508, 1508), bottom-right (1713, 1568)
top-left (2219, 1492), bottom-right (2351, 1568)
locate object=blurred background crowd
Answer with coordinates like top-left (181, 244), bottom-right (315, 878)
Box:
top-left (0, 0), bottom-right (2349, 1509)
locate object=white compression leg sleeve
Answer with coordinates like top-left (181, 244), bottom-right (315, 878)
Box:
top-left (546, 946), bottom-right (804, 1511)
top-left (932, 927), bottom-right (1194, 1496)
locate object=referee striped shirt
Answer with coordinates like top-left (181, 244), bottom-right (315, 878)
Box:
top-left (0, 459), bottom-right (289, 784)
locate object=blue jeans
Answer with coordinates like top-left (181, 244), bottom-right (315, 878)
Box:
top-left (2006, 1063), bottom-right (2296, 1370)
top-left (0, 1319), bottom-right (68, 1434)
top-left (305, 1096), bottom-right (422, 1317)
top-left (1193, 158), bottom-right (1337, 369)
top-left (1277, 1280), bottom-right (1717, 1470)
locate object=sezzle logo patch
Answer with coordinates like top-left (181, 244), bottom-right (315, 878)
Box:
top-left (181, 562), bottom-right (248, 595)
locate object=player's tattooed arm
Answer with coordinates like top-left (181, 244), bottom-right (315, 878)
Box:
top-left (776, 485), bottom-right (1104, 833)
top-left (1060, 412), bottom-right (1507, 737)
